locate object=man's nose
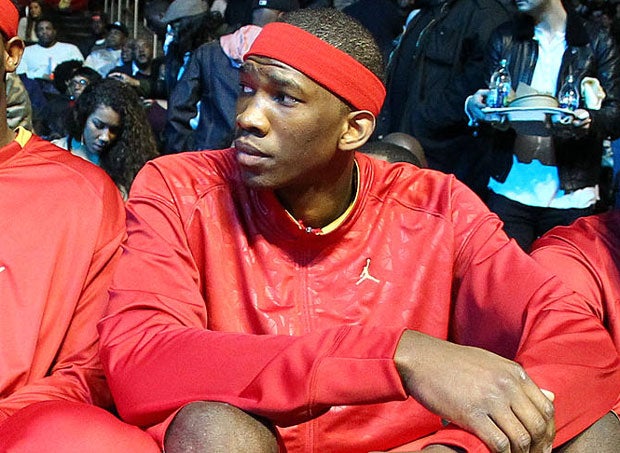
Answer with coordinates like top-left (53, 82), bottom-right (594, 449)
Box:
top-left (236, 97), bottom-right (269, 136)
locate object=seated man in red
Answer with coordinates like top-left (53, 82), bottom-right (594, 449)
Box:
top-left (0, 2), bottom-right (158, 450)
top-left (531, 210), bottom-right (620, 451)
top-left (98, 8), bottom-right (619, 453)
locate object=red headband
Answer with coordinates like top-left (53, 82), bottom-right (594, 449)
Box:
top-left (0, 0), bottom-right (18, 40)
top-left (245, 22), bottom-right (385, 116)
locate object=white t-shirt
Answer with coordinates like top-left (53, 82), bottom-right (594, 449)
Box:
top-left (84, 48), bottom-right (122, 77)
top-left (17, 42), bottom-right (84, 79)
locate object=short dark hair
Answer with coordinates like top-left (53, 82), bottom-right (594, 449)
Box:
top-left (36, 18), bottom-right (54, 30)
top-left (53, 59), bottom-right (82, 93)
top-left (360, 141), bottom-right (422, 166)
top-left (72, 66), bottom-right (102, 83)
top-left (280, 8), bottom-right (384, 83)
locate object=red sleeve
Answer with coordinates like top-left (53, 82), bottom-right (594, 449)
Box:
top-left (98, 164), bottom-right (407, 429)
top-left (414, 183), bottom-right (620, 451)
top-left (0, 178), bottom-right (125, 422)
top-left (413, 277), bottom-right (620, 451)
top-left (530, 221), bottom-right (620, 416)
top-left (515, 277), bottom-right (620, 446)
top-left (530, 236), bottom-right (605, 320)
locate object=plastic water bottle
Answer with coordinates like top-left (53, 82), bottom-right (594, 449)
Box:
top-left (48, 57), bottom-right (54, 80)
top-left (558, 74), bottom-right (580, 111)
top-left (487, 59), bottom-right (512, 108)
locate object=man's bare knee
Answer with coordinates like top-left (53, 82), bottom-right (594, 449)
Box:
top-left (554, 411), bottom-right (620, 453)
top-left (164, 401), bottom-right (278, 453)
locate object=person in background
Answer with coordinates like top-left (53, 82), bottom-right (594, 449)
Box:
top-left (161, 0), bottom-right (223, 96)
top-left (250, 0), bottom-right (299, 26)
top-left (6, 71), bottom-right (32, 130)
top-left (35, 64), bottom-right (101, 140)
top-left (530, 210), bottom-right (620, 452)
top-left (54, 78), bottom-right (159, 199)
top-left (117, 38), bottom-right (136, 71)
top-left (26, 58), bottom-right (82, 134)
top-left (377, 0), bottom-right (513, 200)
top-left (0, 3), bottom-right (158, 451)
top-left (108, 37), bottom-right (166, 101)
top-left (98, 8), bottom-right (618, 453)
top-left (222, 0), bottom-right (254, 31)
top-left (142, 0), bottom-right (171, 42)
top-left (84, 21), bottom-right (129, 77)
top-left (16, 18), bottom-right (83, 84)
top-left (108, 37), bottom-right (168, 152)
top-left (50, 58), bottom-right (82, 93)
top-left (342, 0), bottom-right (405, 61)
top-left (77, 11), bottom-right (108, 57)
top-left (65, 66), bottom-right (100, 100)
top-left (17, 0), bottom-right (43, 44)
top-left (16, 71), bottom-right (46, 114)
top-left (382, 130), bottom-right (427, 167)
top-left (359, 139), bottom-right (423, 166)
top-left (164, 0), bottom-right (297, 154)
top-left (466, 0), bottom-right (620, 251)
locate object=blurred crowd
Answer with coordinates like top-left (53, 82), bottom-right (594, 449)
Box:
top-left (6, 0), bottom-right (619, 230)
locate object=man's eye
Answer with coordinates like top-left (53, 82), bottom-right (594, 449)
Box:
top-left (239, 84), bottom-right (254, 95)
top-left (275, 93), bottom-right (299, 106)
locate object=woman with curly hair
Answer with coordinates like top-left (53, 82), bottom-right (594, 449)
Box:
top-left (54, 78), bottom-right (159, 199)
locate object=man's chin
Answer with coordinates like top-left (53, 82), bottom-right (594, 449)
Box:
top-left (239, 171), bottom-right (272, 190)
top-left (242, 174), bottom-right (290, 194)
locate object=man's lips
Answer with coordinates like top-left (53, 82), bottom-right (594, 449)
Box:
top-left (234, 140), bottom-right (267, 157)
top-left (234, 140), bottom-right (271, 167)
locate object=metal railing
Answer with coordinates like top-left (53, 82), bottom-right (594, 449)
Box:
top-left (104, 0), bottom-right (140, 37)
top-left (103, 0), bottom-right (160, 57)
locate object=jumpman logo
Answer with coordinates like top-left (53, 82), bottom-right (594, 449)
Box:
top-left (356, 258), bottom-right (380, 285)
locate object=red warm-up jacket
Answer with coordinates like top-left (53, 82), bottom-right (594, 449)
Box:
top-left (0, 130), bottom-right (125, 423)
top-left (99, 149), bottom-right (619, 452)
top-left (532, 210), bottom-right (620, 414)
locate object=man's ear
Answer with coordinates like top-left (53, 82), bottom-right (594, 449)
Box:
top-left (4, 37), bottom-right (25, 74)
top-left (339, 110), bottom-right (376, 151)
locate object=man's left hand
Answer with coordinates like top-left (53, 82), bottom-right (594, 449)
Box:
top-left (550, 109), bottom-right (591, 138)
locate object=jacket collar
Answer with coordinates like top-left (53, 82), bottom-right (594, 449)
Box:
top-left (513, 5), bottom-right (589, 46)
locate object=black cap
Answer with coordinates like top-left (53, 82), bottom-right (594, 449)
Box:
top-left (106, 21), bottom-right (129, 36)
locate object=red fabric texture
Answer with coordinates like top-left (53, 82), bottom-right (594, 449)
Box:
top-left (388, 429), bottom-right (484, 452)
top-left (0, 0), bottom-right (18, 40)
top-left (0, 401), bottom-right (159, 452)
top-left (245, 22), bottom-right (386, 116)
top-left (532, 210), bottom-right (620, 414)
top-left (0, 134), bottom-right (125, 423)
top-left (99, 150), bottom-right (619, 452)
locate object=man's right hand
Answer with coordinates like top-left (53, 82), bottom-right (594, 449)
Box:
top-left (394, 330), bottom-right (555, 453)
top-left (465, 90), bottom-right (492, 121)
top-left (465, 90), bottom-right (508, 129)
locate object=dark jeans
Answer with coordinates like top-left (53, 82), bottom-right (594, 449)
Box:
top-left (487, 192), bottom-right (595, 252)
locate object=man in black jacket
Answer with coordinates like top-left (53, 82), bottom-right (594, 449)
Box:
top-left (466, 0), bottom-right (620, 251)
top-left (377, 0), bottom-right (512, 198)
